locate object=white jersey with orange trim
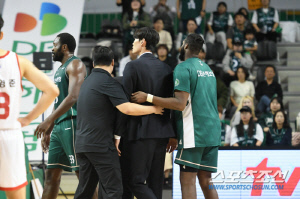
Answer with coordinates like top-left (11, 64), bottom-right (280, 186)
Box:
top-left (0, 51), bottom-right (22, 130)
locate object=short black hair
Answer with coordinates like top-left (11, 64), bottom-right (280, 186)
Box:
top-left (217, 2), bottom-right (227, 9)
top-left (92, 46), bottom-right (114, 66)
top-left (0, 16), bottom-right (3, 32)
top-left (125, 43), bottom-right (133, 53)
top-left (235, 66), bottom-right (249, 80)
top-left (234, 11), bottom-right (245, 19)
top-left (56, 33), bottom-right (76, 53)
top-left (185, 34), bottom-right (204, 55)
top-left (245, 28), bottom-right (255, 35)
top-left (272, 110), bottom-right (290, 129)
top-left (156, 44), bottom-right (169, 54)
top-left (238, 7), bottom-right (249, 19)
top-left (265, 65), bottom-right (276, 73)
top-left (153, 17), bottom-right (164, 24)
top-left (133, 27), bottom-right (159, 50)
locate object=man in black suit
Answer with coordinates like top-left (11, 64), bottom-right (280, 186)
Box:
top-left (74, 46), bottom-right (164, 199)
top-left (118, 27), bottom-right (177, 199)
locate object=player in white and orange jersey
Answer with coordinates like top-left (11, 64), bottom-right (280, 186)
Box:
top-left (0, 16), bottom-right (59, 199)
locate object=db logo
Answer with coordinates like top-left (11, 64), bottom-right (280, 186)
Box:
top-left (14, 2), bottom-right (67, 36)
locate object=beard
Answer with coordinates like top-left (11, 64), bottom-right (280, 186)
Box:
top-left (52, 46), bottom-right (64, 62)
top-left (179, 47), bottom-right (185, 61)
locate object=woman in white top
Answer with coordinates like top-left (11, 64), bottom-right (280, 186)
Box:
top-left (230, 66), bottom-right (255, 108)
top-left (231, 95), bottom-right (257, 127)
top-left (231, 106), bottom-right (264, 147)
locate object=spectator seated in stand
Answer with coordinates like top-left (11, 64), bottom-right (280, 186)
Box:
top-left (153, 17), bottom-right (173, 51)
top-left (266, 110), bottom-right (292, 146)
top-left (255, 65), bottom-right (283, 113)
top-left (222, 42), bottom-right (253, 87)
top-left (119, 45), bottom-right (138, 76)
top-left (218, 105), bottom-right (231, 146)
top-left (176, 0), bottom-right (206, 33)
top-left (156, 44), bottom-right (177, 70)
top-left (229, 66), bottom-right (255, 115)
top-left (251, 0), bottom-right (279, 42)
top-left (117, 0), bottom-right (145, 16)
top-left (231, 95), bottom-right (257, 127)
top-left (206, 1), bottom-right (233, 50)
top-left (227, 11), bottom-right (249, 50)
top-left (258, 95), bottom-right (284, 145)
top-left (123, 0), bottom-right (151, 54)
top-left (150, 0), bottom-right (176, 38)
top-left (238, 7), bottom-right (251, 27)
top-left (231, 106), bottom-right (264, 147)
top-left (244, 28), bottom-right (258, 57)
top-left (176, 18), bottom-right (200, 52)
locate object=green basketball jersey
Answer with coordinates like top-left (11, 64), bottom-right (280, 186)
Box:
top-left (257, 7), bottom-right (275, 32)
top-left (269, 127), bottom-right (286, 145)
top-left (173, 57), bottom-right (221, 149)
top-left (233, 26), bottom-right (245, 44)
top-left (212, 12), bottom-right (229, 32)
top-left (54, 56), bottom-right (80, 124)
top-left (258, 111), bottom-right (273, 129)
top-left (237, 126), bottom-right (257, 147)
top-left (181, 0), bottom-right (203, 20)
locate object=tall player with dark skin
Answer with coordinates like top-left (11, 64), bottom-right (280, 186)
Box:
top-left (132, 36), bottom-right (219, 199)
top-left (35, 35), bottom-right (97, 199)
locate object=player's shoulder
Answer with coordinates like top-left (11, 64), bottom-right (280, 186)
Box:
top-left (70, 57), bottom-right (83, 65)
top-left (174, 61), bottom-right (188, 72)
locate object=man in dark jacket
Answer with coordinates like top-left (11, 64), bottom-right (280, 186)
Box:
top-left (256, 65), bottom-right (283, 113)
top-left (121, 27), bottom-right (176, 199)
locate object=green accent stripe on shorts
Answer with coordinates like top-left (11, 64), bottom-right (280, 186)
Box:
top-left (47, 163), bottom-right (79, 168)
top-left (70, 111), bottom-right (78, 166)
top-left (175, 158), bottom-right (217, 169)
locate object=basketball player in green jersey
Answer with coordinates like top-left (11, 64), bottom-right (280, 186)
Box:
top-left (131, 34), bottom-right (220, 199)
top-left (34, 33), bottom-right (96, 199)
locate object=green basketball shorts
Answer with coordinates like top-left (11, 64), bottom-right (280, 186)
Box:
top-left (47, 118), bottom-right (79, 172)
top-left (175, 146), bottom-right (218, 173)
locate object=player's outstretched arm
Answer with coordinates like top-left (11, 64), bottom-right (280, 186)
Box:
top-left (131, 90), bottom-right (189, 111)
top-left (116, 102), bottom-right (164, 116)
top-left (18, 55), bottom-right (59, 127)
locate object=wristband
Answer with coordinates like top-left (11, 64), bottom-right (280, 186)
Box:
top-left (146, 94), bottom-right (154, 103)
top-left (114, 135), bottom-right (121, 139)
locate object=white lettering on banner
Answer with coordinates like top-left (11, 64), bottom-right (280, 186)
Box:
top-left (197, 70), bottom-right (215, 77)
top-left (173, 150), bottom-right (300, 198)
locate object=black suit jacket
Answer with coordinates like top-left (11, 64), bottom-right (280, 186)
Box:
top-left (122, 53), bottom-right (175, 140)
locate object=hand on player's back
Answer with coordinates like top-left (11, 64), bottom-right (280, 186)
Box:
top-left (154, 106), bottom-right (164, 115)
top-left (131, 91), bottom-right (147, 104)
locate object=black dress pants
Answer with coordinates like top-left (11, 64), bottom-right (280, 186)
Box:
top-left (74, 148), bottom-right (123, 199)
top-left (122, 138), bottom-right (168, 199)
